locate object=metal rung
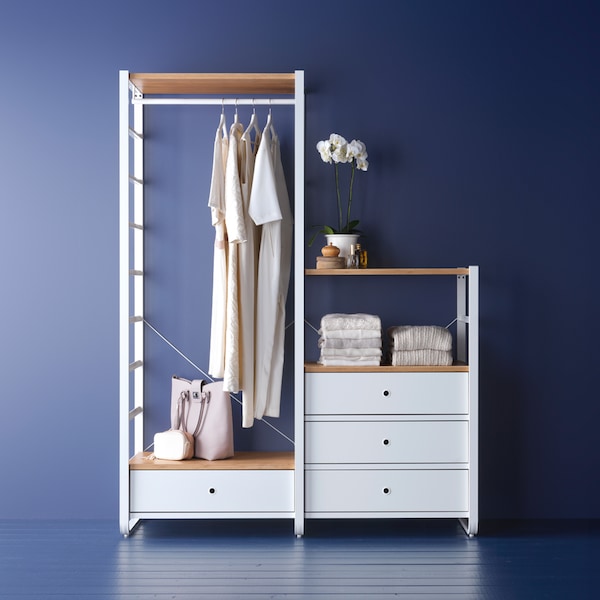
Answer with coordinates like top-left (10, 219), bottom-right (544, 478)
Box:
top-left (129, 360), bottom-right (143, 371)
top-left (129, 316), bottom-right (143, 323)
top-left (129, 269), bottom-right (143, 276)
top-left (129, 406), bottom-right (143, 420)
top-left (129, 175), bottom-right (143, 185)
top-left (128, 127), bottom-right (143, 141)
top-left (129, 222), bottom-right (143, 230)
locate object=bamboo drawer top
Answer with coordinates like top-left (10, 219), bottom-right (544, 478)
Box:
top-left (129, 451), bottom-right (294, 470)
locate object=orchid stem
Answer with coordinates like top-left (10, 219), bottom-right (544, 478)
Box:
top-left (347, 162), bottom-right (356, 232)
top-left (335, 163), bottom-right (342, 232)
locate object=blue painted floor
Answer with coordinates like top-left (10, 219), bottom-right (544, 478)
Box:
top-left (1, 519), bottom-right (598, 598)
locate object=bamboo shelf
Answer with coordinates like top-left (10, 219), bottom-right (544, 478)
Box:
top-left (128, 73), bottom-right (296, 95)
top-left (305, 267), bottom-right (470, 276)
top-left (304, 362), bottom-right (469, 373)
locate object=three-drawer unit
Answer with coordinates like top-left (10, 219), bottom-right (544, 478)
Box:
top-left (304, 371), bottom-right (472, 521)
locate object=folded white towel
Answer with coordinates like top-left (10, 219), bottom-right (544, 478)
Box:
top-left (318, 337), bottom-right (382, 349)
top-left (319, 329), bottom-right (382, 340)
top-left (388, 325), bottom-right (452, 352)
top-left (320, 348), bottom-right (382, 358)
top-left (390, 349), bottom-right (453, 366)
top-left (318, 357), bottom-right (381, 367)
top-left (320, 313), bottom-right (381, 331)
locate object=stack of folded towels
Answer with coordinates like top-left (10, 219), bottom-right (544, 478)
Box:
top-left (387, 325), bottom-right (453, 366)
top-left (318, 313), bottom-right (382, 366)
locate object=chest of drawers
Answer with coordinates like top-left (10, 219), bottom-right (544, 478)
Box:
top-left (304, 371), bottom-right (473, 523)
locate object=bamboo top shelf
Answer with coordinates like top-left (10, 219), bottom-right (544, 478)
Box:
top-left (305, 267), bottom-right (470, 276)
top-left (128, 73), bottom-right (297, 95)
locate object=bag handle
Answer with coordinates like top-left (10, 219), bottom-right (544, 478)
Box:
top-left (174, 391), bottom-right (187, 431)
top-left (191, 387), bottom-right (211, 438)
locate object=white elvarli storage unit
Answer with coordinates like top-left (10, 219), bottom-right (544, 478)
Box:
top-left (303, 267), bottom-right (479, 537)
top-left (119, 71), bottom-right (305, 536)
top-left (119, 70), bottom-right (478, 537)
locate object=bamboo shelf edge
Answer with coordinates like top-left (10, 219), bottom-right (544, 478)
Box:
top-left (129, 73), bottom-right (297, 95)
top-left (305, 267), bottom-right (471, 276)
top-left (129, 451), bottom-right (294, 471)
top-left (304, 362), bottom-right (469, 373)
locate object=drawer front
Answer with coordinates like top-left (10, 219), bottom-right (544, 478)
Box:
top-left (305, 372), bottom-right (468, 415)
top-left (306, 469), bottom-right (468, 513)
top-left (130, 470), bottom-right (293, 513)
top-left (306, 420), bottom-right (468, 464)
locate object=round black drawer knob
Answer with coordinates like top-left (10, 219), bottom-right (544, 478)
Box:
top-left (382, 390), bottom-right (390, 397)
top-left (382, 487), bottom-right (391, 495)
top-left (382, 438), bottom-right (390, 446)
top-left (209, 488), bottom-right (216, 494)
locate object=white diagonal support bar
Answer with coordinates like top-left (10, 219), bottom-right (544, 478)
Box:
top-left (129, 406), bottom-right (143, 420)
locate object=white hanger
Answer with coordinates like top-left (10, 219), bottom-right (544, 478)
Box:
top-left (243, 100), bottom-right (262, 147)
top-left (265, 100), bottom-right (276, 139)
top-left (265, 101), bottom-right (273, 130)
top-left (218, 99), bottom-right (227, 137)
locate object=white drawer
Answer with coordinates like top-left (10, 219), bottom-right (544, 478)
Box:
top-left (130, 470), bottom-right (293, 513)
top-left (306, 469), bottom-right (468, 513)
top-left (306, 420), bottom-right (468, 464)
top-left (305, 372), bottom-right (468, 415)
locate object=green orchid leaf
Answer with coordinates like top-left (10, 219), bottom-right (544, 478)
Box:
top-left (308, 225), bottom-right (335, 247)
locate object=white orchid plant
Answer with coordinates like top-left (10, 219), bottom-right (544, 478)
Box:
top-left (309, 133), bottom-right (369, 246)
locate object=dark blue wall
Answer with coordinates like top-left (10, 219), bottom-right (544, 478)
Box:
top-left (0, 0), bottom-right (598, 520)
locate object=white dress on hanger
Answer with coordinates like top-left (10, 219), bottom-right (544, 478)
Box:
top-left (249, 115), bottom-right (293, 420)
top-left (222, 120), bottom-right (246, 394)
top-left (237, 118), bottom-right (261, 428)
top-left (207, 115), bottom-right (228, 379)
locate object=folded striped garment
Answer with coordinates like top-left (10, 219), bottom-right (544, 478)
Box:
top-left (318, 337), bottom-right (382, 349)
top-left (318, 357), bottom-right (381, 366)
top-left (390, 349), bottom-right (453, 366)
top-left (320, 313), bottom-right (381, 332)
top-left (388, 325), bottom-right (452, 351)
top-left (320, 348), bottom-right (382, 358)
top-left (319, 328), bottom-right (382, 340)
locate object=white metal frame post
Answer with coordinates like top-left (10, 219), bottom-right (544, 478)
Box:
top-left (119, 70), bottom-right (146, 536)
top-left (456, 266), bottom-right (479, 537)
top-left (467, 265), bottom-right (479, 536)
top-left (293, 70), bottom-right (305, 538)
top-left (118, 70), bottom-right (131, 535)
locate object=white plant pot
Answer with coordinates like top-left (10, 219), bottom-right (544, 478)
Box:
top-left (325, 233), bottom-right (360, 259)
